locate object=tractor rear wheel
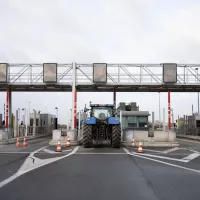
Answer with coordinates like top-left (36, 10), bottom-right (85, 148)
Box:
top-left (111, 124), bottom-right (121, 148)
top-left (83, 124), bottom-right (93, 148)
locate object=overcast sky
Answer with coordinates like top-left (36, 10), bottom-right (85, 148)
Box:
top-left (0, 0), bottom-right (200, 124)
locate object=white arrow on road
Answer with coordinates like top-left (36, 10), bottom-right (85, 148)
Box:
top-left (0, 146), bottom-right (80, 189)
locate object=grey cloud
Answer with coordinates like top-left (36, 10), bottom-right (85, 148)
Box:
top-left (0, 0), bottom-right (200, 123)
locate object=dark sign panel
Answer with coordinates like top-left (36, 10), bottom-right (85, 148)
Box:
top-left (43, 63), bottom-right (57, 83)
top-left (93, 63), bottom-right (107, 83)
top-left (0, 63), bottom-right (8, 83)
top-left (163, 63), bottom-right (177, 83)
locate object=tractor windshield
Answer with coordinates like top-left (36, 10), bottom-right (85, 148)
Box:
top-left (92, 107), bottom-right (113, 120)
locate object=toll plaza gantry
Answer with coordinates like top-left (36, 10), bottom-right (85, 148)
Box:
top-left (0, 63), bottom-right (200, 137)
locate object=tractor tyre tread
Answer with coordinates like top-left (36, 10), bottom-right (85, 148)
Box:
top-left (112, 124), bottom-right (121, 148)
top-left (83, 124), bottom-right (93, 148)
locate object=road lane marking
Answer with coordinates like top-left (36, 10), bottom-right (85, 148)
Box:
top-left (123, 148), bottom-right (200, 174)
top-left (75, 153), bottom-right (127, 154)
top-left (162, 147), bottom-right (180, 154)
top-left (0, 152), bottom-right (32, 154)
top-left (131, 152), bottom-right (188, 163)
top-left (132, 148), bottom-right (164, 153)
top-left (177, 138), bottom-right (200, 144)
top-left (0, 146), bottom-right (80, 189)
top-left (42, 148), bottom-right (72, 154)
top-left (181, 147), bottom-right (200, 154)
top-left (182, 152), bottom-right (200, 161)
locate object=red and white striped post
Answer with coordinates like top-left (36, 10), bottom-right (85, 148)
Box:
top-left (73, 89), bottom-right (77, 129)
top-left (72, 62), bottom-right (77, 130)
top-left (5, 90), bottom-right (9, 129)
top-left (168, 91), bottom-right (171, 130)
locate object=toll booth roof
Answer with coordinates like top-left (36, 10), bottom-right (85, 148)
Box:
top-left (121, 111), bottom-right (150, 116)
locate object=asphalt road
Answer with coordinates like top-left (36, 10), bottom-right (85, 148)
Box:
top-left (0, 138), bottom-right (200, 199)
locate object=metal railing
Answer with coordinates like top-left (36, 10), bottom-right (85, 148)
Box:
top-left (2, 63), bottom-right (200, 85)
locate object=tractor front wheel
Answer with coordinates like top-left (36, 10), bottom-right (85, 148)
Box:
top-left (83, 124), bottom-right (93, 148)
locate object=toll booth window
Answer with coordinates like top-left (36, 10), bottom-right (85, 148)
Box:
top-left (127, 117), bottom-right (137, 127)
top-left (122, 116), bottom-right (127, 129)
top-left (196, 120), bottom-right (200, 128)
top-left (138, 117), bottom-right (148, 128)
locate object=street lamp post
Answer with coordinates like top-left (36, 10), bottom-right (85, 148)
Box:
top-left (18, 108), bottom-right (20, 125)
top-left (22, 108), bottom-right (27, 136)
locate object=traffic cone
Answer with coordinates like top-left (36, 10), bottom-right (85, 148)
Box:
top-left (137, 141), bottom-right (143, 153)
top-left (131, 138), bottom-right (135, 146)
top-left (56, 139), bottom-right (62, 152)
top-left (16, 136), bottom-right (20, 147)
top-left (22, 136), bottom-right (27, 147)
top-left (66, 136), bottom-right (70, 147)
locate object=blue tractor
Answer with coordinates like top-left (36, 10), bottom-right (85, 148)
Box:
top-left (83, 104), bottom-right (121, 148)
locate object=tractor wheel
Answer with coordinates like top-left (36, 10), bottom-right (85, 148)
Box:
top-left (83, 124), bottom-right (93, 148)
top-left (111, 124), bottom-right (121, 148)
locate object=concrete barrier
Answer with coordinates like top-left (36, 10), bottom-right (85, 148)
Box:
top-left (134, 131), bottom-right (152, 142)
top-left (0, 134), bottom-right (48, 145)
top-left (49, 129), bottom-right (79, 146)
top-left (122, 129), bottom-right (179, 147)
top-left (122, 130), bottom-right (134, 141)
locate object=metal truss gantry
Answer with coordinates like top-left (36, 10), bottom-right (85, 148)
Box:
top-left (1, 63), bottom-right (200, 92)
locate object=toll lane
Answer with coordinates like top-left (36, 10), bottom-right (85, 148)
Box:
top-left (0, 145), bottom-right (200, 200)
top-left (1, 139), bottom-right (200, 199)
top-left (0, 153), bottom-right (160, 200)
top-left (0, 136), bottom-right (51, 183)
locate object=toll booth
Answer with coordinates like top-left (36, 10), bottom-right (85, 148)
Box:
top-left (117, 102), bottom-right (150, 130)
top-left (187, 114), bottom-right (200, 136)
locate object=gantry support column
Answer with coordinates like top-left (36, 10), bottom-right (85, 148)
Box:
top-left (72, 62), bottom-right (77, 130)
top-left (6, 89), bottom-right (12, 138)
top-left (113, 91), bottom-right (116, 106)
top-left (168, 91), bottom-right (171, 130)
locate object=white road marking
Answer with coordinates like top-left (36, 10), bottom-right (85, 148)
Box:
top-left (123, 148), bottom-right (200, 174)
top-left (182, 152), bottom-right (200, 161)
top-left (42, 148), bottom-right (72, 154)
top-left (132, 148), bottom-right (164, 153)
top-left (162, 147), bottom-right (180, 154)
top-left (131, 151), bottom-right (188, 163)
top-left (0, 152), bottom-right (32, 154)
top-left (177, 138), bottom-right (200, 144)
top-left (181, 148), bottom-right (200, 154)
top-left (0, 146), bottom-right (80, 189)
top-left (75, 153), bottom-right (127, 155)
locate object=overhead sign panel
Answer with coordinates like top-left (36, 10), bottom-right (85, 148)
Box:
top-left (163, 63), bottom-right (177, 83)
top-left (0, 63), bottom-right (8, 83)
top-left (93, 63), bottom-right (107, 83)
top-left (43, 63), bottom-right (57, 83)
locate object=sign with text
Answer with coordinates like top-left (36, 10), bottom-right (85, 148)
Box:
top-left (163, 63), bottom-right (177, 83)
top-left (43, 63), bottom-right (57, 83)
top-left (0, 63), bottom-right (8, 83)
top-left (93, 63), bottom-right (107, 83)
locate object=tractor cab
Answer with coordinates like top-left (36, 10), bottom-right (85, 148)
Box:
top-left (89, 104), bottom-right (115, 120)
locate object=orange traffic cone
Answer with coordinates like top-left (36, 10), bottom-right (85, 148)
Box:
top-left (131, 138), bottom-right (135, 146)
top-left (66, 136), bottom-right (70, 147)
top-left (137, 141), bottom-right (143, 153)
top-left (22, 136), bottom-right (27, 147)
top-left (16, 136), bottom-right (20, 147)
top-left (56, 139), bottom-right (62, 152)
